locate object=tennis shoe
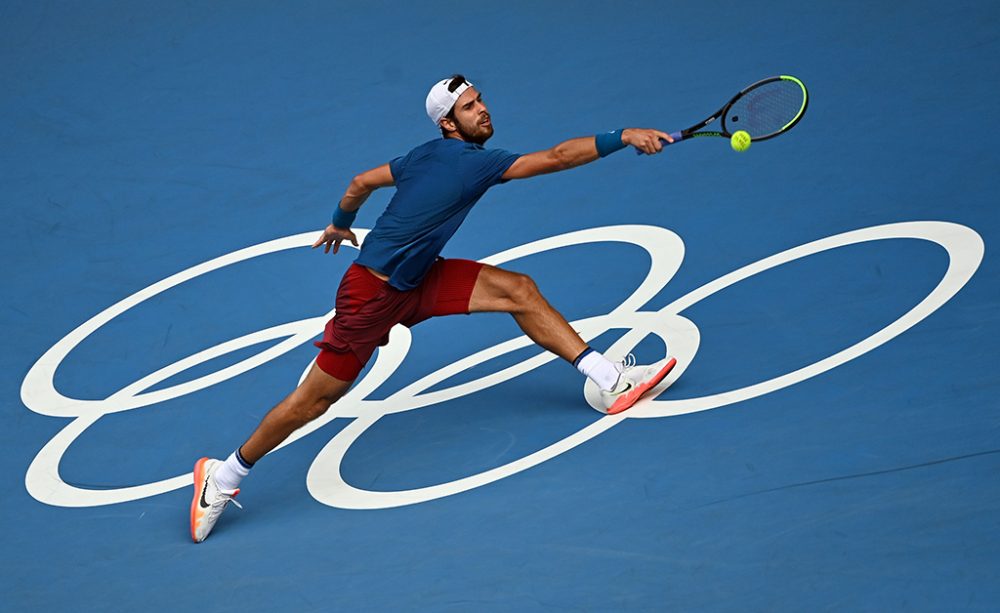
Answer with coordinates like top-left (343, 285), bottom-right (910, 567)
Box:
top-left (190, 457), bottom-right (242, 543)
top-left (600, 355), bottom-right (677, 415)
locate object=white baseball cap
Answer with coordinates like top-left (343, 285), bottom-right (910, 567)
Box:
top-left (425, 76), bottom-right (474, 126)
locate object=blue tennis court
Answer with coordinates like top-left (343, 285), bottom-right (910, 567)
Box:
top-left (3, 1), bottom-right (998, 610)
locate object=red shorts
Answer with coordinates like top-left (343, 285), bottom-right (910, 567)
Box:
top-left (314, 258), bottom-right (484, 381)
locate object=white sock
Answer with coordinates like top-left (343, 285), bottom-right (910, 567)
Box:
top-left (575, 350), bottom-right (621, 391)
top-left (214, 451), bottom-right (251, 491)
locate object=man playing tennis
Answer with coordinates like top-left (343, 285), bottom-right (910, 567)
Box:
top-left (191, 74), bottom-right (677, 542)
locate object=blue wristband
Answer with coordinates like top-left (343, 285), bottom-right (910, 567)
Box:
top-left (331, 204), bottom-right (357, 229)
top-left (595, 129), bottom-right (626, 158)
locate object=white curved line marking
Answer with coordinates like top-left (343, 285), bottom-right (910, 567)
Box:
top-left (20, 222), bottom-right (982, 509)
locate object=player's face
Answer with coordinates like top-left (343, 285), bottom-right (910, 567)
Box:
top-left (448, 87), bottom-right (493, 144)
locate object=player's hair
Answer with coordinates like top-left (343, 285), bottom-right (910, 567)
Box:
top-left (440, 74), bottom-right (469, 137)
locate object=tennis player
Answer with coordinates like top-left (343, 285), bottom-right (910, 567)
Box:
top-left (191, 75), bottom-right (677, 542)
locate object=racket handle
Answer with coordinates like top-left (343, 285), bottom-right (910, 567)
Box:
top-left (635, 132), bottom-right (682, 155)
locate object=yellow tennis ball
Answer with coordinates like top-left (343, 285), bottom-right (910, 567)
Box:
top-left (730, 130), bottom-right (751, 152)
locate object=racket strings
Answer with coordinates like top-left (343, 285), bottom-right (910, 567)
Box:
top-left (724, 80), bottom-right (805, 138)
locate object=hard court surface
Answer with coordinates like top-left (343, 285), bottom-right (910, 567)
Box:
top-left (2, 1), bottom-right (999, 611)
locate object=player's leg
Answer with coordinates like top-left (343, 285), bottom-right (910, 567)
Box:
top-left (191, 358), bottom-right (355, 543)
top-left (465, 263), bottom-right (676, 414)
top-left (467, 264), bottom-right (586, 362)
top-left (192, 263), bottom-right (379, 543)
top-left (238, 361), bottom-right (353, 464)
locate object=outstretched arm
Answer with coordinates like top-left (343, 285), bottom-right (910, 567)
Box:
top-left (313, 163), bottom-right (395, 254)
top-left (501, 128), bottom-right (673, 181)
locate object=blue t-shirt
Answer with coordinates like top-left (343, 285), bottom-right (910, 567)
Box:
top-left (354, 138), bottom-right (521, 290)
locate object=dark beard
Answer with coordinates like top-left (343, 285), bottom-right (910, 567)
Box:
top-left (456, 117), bottom-right (492, 145)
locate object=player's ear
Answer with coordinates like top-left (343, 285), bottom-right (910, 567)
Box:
top-left (439, 116), bottom-right (457, 134)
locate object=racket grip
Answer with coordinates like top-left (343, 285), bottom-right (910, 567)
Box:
top-left (635, 132), bottom-right (682, 155)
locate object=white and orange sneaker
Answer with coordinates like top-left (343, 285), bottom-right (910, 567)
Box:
top-left (190, 457), bottom-right (242, 543)
top-left (600, 355), bottom-right (677, 415)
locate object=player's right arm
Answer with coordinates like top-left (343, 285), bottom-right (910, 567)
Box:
top-left (501, 129), bottom-right (671, 180)
top-left (339, 163), bottom-right (395, 212)
top-left (313, 163), bottom-right (395, 254)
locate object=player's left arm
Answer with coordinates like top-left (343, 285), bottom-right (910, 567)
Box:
top-left (313, 163), bottom-right (395, 254)
top-left (501, 129), bottom-right (672, 180)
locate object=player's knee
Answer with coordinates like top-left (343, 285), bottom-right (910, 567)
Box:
top-left (507, 272), bottom-right (540, 306)
top-left (292, 393), bottom-right (339, 424)
top-left (299, 398), bottom-right (332, 423)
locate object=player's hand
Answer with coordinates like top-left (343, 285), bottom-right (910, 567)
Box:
top-left (311, 224), bottom-right (359, 254)
top-left (622, 128), bottom-right (673, 155)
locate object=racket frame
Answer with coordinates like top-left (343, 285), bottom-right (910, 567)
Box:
top-left (657, 75), bottom-right (809, 147)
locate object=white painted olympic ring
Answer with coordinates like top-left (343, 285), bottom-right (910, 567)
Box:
top-left (21, 222), bottom-right (983, 509)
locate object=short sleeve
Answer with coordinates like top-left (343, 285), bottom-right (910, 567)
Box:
top-left (467, 148), bottom-right (522, 192)
top-left (389, 153), bottom-right (410, 181)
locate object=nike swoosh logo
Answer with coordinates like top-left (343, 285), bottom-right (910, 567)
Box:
top-left (199, 473), bottom-right (211, 509)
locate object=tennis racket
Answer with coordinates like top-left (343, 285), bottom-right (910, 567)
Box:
top-left (638, 75), bottom-right (809, 153)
